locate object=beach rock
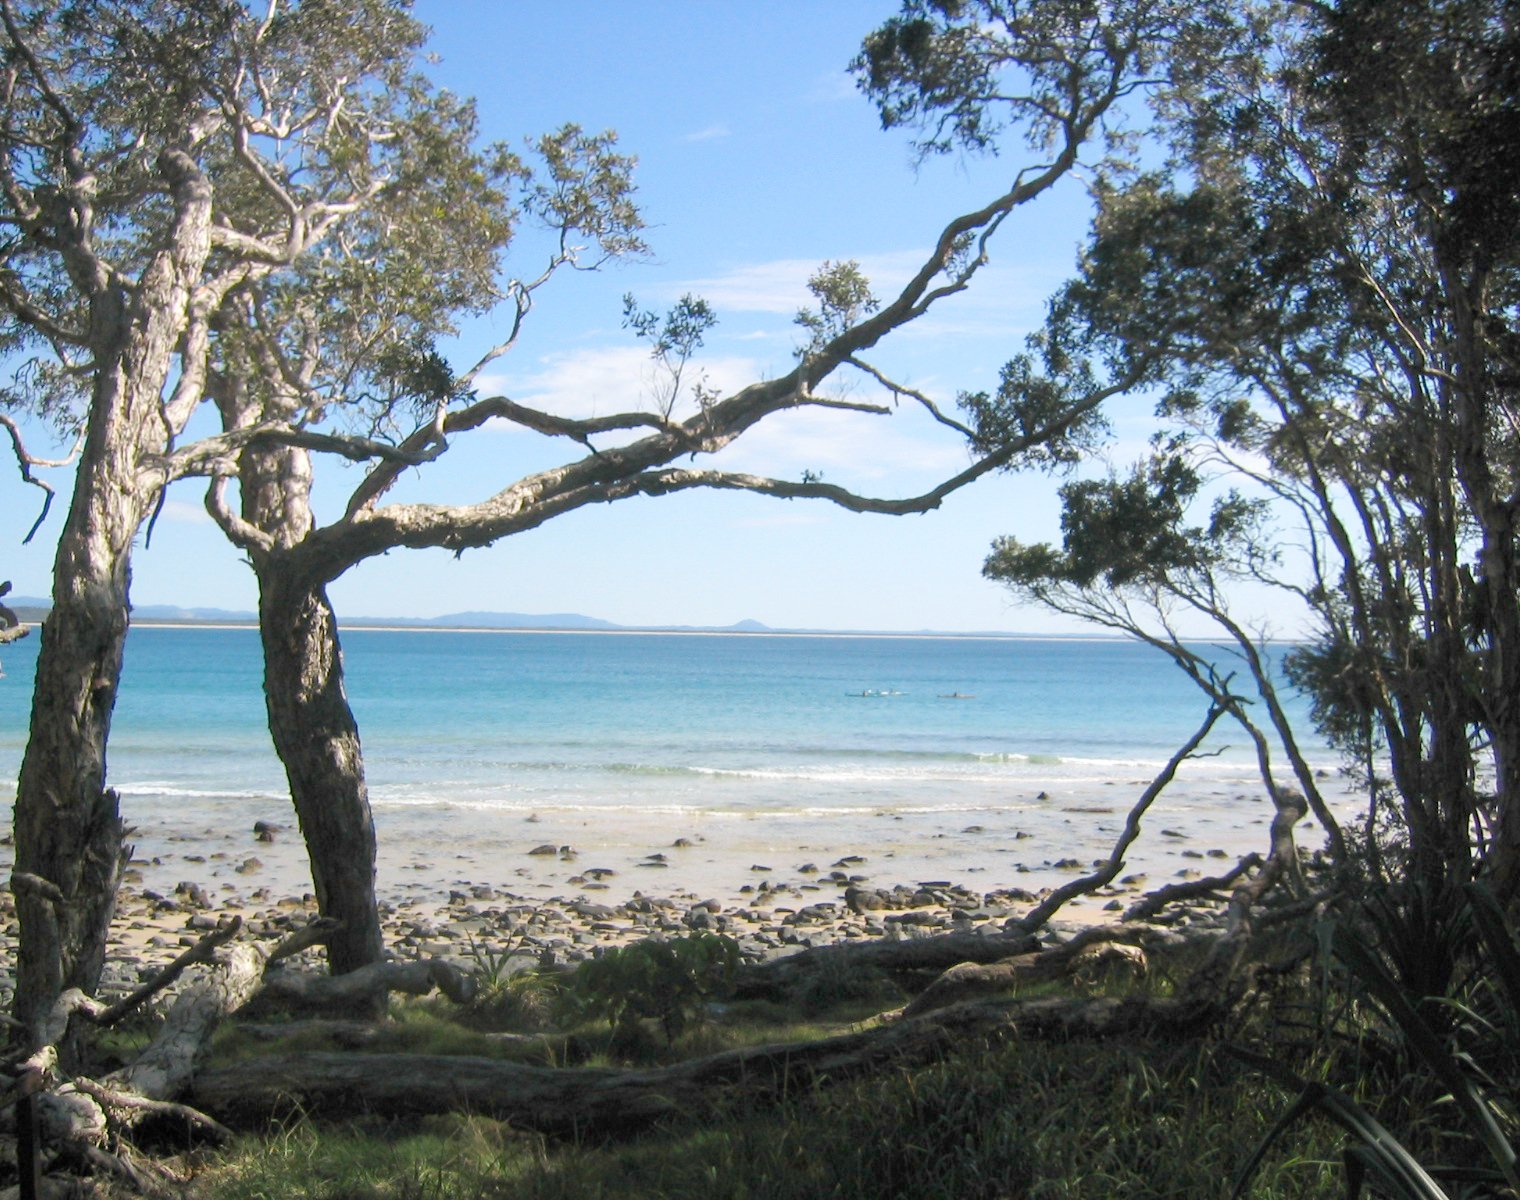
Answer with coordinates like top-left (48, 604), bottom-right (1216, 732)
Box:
top-left (844, 887), bottom-right (888, 914)
top-left (528, 844), bottom-right (558, 856)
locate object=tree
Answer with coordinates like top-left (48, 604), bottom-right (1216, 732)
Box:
top-left (0, 0), bottom-right (520, 1041)
top-left (984, 0), bottom-right (1520, 897)
top-left (194, 0), bottom-right (1207, 976)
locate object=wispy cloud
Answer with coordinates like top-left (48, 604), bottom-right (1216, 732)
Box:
top-left (807, 69), bottom-right (860, 104)
top-left (681, 124), bottom-right (731, 143)
top-left (475, 345), bottom-right (763, 424)
top-left (666, 249), bottom-right (933, 316)
top-left (471, 342), bottom-right (972, 490)
top-left (158, 498), bottom-right (213, 525)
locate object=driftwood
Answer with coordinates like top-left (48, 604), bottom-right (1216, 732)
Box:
top-left (901, 926), bottom-right (1152, 1018)
top-left (731, 930), bottom-right (1041, 1001)
top-left (241, 958), bottom-right (477, 1018)
top-left (1124, 854), bottom-right (1263, 921)
top-left (1013, 705), bottom-right (1228, 932)
top-left (192, 988), bottom-right (1220, 1137)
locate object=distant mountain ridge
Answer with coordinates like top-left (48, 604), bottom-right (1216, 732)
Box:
top-left (4, 596), bottom-right (774, 635)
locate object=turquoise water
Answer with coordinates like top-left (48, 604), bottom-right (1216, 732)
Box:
top-left (0, 626), bottom-right (1347, 899)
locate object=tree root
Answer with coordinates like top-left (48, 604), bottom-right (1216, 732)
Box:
top-left (191, 988), bottom-right (1221, 1138)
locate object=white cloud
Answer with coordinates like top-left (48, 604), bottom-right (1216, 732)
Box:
top-left (475, 345), bottom-right (764, 424)
top-left (470, 342), bottom-right (972, 491)
top-left (681, 124), bottom-right (731, 143)
top-left (157, 498), bottom-right (213, 525)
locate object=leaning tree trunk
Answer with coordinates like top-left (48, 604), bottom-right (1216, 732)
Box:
top-left (239, 431), bottom-right (385, 977)
top-left (10, 149), bottom-right (214, 1045)
top-left (257, 570), bottom-right (384, 974)
top-left (13, 386), bottom-right (167, 1040)
top-left (12, 509), bottom-right (134, 1044)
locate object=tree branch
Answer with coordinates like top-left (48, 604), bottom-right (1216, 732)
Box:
top-left (844, 356), bottom-right (978, 437)
top-left (1014, 701), bottom-right (1231, 932)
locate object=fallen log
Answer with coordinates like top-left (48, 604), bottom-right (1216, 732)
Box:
top-left (239, 958), bottom-right (476, 1019)
top-left (732, 930), bottom-right (1041, 1001)
top-left (191, 989), bottom-right (1218, 1137)
top-left (901, 927), bottom-right (1151, 1018)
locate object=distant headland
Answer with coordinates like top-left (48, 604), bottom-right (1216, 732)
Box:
top-left (1, 595), bottom-right (1095, 640)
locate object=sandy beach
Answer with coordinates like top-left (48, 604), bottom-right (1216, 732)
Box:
top-left (0, 775), bottom-right (1345, 1009)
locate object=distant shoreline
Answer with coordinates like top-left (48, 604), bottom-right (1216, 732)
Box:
top-left (125, 621), bottom-right (1125, 643)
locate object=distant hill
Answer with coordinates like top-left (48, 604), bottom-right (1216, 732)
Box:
top-left (4, 597), bottom-right (777, 635)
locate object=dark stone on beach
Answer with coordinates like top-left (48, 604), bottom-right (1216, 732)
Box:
top-left (832, 855), bottom-right (865, 867)
top-left (1181, 849), bottom-right (1203, 859)
top-left (585, 868), bottom-right (617, 879)
top-left (235, 858), bottom-right (262, 874)
top-left (636, 860), bottom-right (668, 869)
top-left (673, 838), bottom-right (693, 848)
top-left (845, 887), bottom-right (888, 914)
top-left (797, 863), bottom-right (818, 874)
top-left (1015, 831), bottom-right (1033, 840)
top-left (253, 820), bottom-right (283, 836)
top-left (1053, 858), bottom-right (1083, 870)
top-left (176, 881), bottom-right (211, 909)
top-left (528, 844), bottom-right (558, 856)
top-left (1161, 829), bottom-right (1186, 838)
top-left (1104, 899), bottom-right (1124, 911)
top-left (963, 825), bottom-right (984, 834)
top-left (1208, 848), bottom-right (1229, 858)
top-left (750, 864), bottom-right (771, 872)
top-left (1036, 791), bottom-right (1049, 800)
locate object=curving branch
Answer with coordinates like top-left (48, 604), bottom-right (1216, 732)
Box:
top-left (1013, 702), bottom-right (1231, 932)
top-left (1, 412), bottom-right (81, 542)
top-left (845, 355), bottom-right (978, 437)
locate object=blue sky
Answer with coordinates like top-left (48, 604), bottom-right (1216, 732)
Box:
top-left (1, 2), bottom-right (1168, 634)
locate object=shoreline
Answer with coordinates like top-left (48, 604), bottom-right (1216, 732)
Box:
top-left (0, 780), bottom-right (1333, 1007)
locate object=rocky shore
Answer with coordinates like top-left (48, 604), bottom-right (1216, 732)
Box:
top-left (0, 816), bottom-right (1239, 1011)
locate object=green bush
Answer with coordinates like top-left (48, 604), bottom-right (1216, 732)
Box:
top-left (568, 932), bottom-right (740, 1047)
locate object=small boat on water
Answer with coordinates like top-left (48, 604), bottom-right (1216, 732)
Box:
top-left (850, 688), bottom-right (905, 697)
top-left (937, 692), bottom-right (975, 699)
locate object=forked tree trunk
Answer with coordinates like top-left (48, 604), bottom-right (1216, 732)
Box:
top-left (10, 149), bottom-right (214, 1044)
top-left (12, 530), bottom-right (133, 1042)
top-left (257, 572), bottom-right (384, 975)
top-left (239, 433), bottom-right (385, 976)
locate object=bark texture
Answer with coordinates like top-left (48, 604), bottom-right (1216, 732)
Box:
top-left (256, 573), bottom-right (384, 976)
top-left (190, 990), bottom-right (1217, 1137)
top-left (731, 930), bottom-right (1041, 1001)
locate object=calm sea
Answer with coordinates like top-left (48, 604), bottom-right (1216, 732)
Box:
top-left (0, 626), bottom-right (1352, 899)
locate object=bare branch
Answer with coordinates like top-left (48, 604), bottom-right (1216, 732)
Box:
top-left (1014, 701), bottom-right (1231, 932)
top-left (1, 413), bottom-right (80, 542)
top-left (203, 474), bottom-right (274, 555)
top-left (845, 356), bottom-right (978, 437)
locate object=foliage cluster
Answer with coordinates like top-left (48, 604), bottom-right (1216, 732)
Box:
top-left (566, 933), bottom-right (740, 1050)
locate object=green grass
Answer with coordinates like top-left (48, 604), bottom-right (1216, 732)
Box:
top-left (187, 934), bottom-right (1360, 1199)
top-left (194, 1033), bottom-right (1344, 1199)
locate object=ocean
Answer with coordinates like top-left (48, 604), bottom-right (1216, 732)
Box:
top-left (0, 626), bottom-right (1356, 904)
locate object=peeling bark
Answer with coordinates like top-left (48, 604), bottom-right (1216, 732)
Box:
top-left (731, 930), bottom-right (1041, 1001)
top-left (190, 990), bottom-right (1218, 1137)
